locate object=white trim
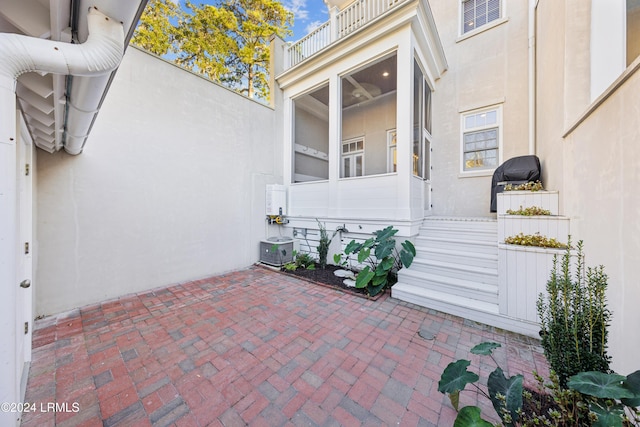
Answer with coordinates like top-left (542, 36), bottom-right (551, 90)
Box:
top-left (459, 104), bottom-right (503, 175)
top-left (456, 17), bottom-right (509, 42)
top-left (340, 136), bottom-right (365, 178)
top-left (458, 0), bottom-right (507, 38)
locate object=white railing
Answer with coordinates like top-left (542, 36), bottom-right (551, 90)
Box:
top-left (286, 0), bottom-right (406, 69)
top-left (287, 22), bottom-right (331, 68)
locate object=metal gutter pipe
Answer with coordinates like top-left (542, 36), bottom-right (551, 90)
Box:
top-left (0, 6), bottom-right (124, 154)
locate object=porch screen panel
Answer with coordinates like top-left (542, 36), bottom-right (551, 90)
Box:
top-left (340, 53), bottom-right (397, 178)
top-left (292, 84), bottom-right (330, 183)
top-left (413, 60), bottom-right (432, 179)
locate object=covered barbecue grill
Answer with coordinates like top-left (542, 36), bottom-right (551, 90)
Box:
top-left (490, 155), bottom-right (541, 212)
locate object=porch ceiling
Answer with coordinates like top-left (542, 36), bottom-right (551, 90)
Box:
top-left (0, 0), bottom-right (147, 153)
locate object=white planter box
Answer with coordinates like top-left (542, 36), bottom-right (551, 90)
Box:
top-left (498, 244), bottom-right (567, 324)
top-left (497, 191), bottom-right (559, 215)
top-left (498, 215), bottom-right (570, 243)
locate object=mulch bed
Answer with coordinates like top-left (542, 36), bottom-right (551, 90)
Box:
top-left (277, 264), bottom-right (385, 300)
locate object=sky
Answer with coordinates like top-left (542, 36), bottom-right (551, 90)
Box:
top-left (170, 0), bottom-right (330, 42)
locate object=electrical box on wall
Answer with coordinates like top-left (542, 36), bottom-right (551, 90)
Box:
top-left (266, 184), bottom-right (287, 216)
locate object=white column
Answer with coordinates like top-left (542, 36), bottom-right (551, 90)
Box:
top-left (590, 0), bottom-right (626, 100)
top-left (330, 6), bottom-right (339, 42)
top-left (395, 32), bottom-right (413, 220)
top-left (327, 73), bottom-right (341, 218)
top-left (0, 75), bottom-right (19, 425)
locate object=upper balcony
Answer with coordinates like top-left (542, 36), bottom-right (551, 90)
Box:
top-left (285, 0), bottom-right (410, 69)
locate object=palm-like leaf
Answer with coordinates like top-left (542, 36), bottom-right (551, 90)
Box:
top-left (621, 370), bottom-right (640, 407)
top-left (471, 342), bottom-right (501, 356)
top-left (438, 360), bottom-right (479, 396)
top-left (374, 226), bottom-right (397, 241)
top-left (567, 372), bottom-right (633, 399)
top-left (453, 406), bottom-right (493, 427)
top-left (355, 266), bottom-right (374, 289)
top-left (590, 403), bottom-right (624, 427)
top-left (487, 367), bottom-right (523, 427)
top-left (375, 239), bottom-right (395, 259)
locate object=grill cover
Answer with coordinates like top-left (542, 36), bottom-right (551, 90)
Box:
top-left (490, 155), bottom-right (541, 212)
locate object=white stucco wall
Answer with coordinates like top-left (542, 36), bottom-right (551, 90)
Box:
top-left (536, 0), bottom-right (640, 374)
top-left (428, 0), bottom-right (530, 216)
top-left (561, 65), bottom-right (640, 375)
top-left (35, 48), bottom-right (282, 315)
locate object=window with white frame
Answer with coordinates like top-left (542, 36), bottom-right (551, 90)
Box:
top-left (341, 138), bottom-right (364, 177)
top-left (461, 107), bottom-right (501, 172)
top-left (462, 0), bottom-right (501, 34)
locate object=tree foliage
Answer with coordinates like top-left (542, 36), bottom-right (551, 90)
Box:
top-left (132, 0), bottom-right (293, 100)
top-left (131, 0), bottom-right (180, 56)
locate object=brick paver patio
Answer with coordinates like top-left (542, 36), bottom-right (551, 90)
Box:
top-left (21, 266), bottom-right (549, 426)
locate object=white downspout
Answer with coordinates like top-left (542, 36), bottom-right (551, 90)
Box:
top-left (0, 6), bottom-right (125, 154)
top-left (0, 7), bottom-right (123, 422)
top-left (528, 0), bottom-right (539, 155)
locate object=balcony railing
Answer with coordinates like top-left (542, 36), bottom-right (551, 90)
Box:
top-left (285, 0), bottom-right (407, 69)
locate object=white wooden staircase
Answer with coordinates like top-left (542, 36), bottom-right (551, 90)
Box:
top-left (393, 217), bottom-right (540, 336)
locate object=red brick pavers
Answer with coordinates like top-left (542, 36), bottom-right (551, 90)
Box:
top-left (21, 266), bottom-right (549, 426)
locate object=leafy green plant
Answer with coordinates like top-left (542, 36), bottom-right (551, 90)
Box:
top-left (504, 232), bottom-right (568, 249)
top-left (506, 205), bottom-right (551, 216)
top-left (283, 250), bottom-right (316, 271)
top-left (333, 252), bottom-right (349, 269)
top-left (504, 180), bottom-right (544, 192)
top-left (438, 343), bottom-right (640, 426)
top-left (537, 240), bottom-right (611, 387)
top-left (342, 226), bottom-right (415, 297)
top-left (316, 220), bottom-right (339, 270)
top-left (438, 342), bottom-right (524, 427)
top-left (566, 370), bottom-right (640, 427)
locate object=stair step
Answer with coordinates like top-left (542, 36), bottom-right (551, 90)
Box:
top-left (422, 217), bottom-right (498, 232)
top-left (408, 259), bottom-right (498, 285)
top-left (392, 282), bottom-right (499, 314)
top-left (414, 246), bottom-right (498, 268)
top-left (419, 226), bottom-right (497, 241)
top-left (416, 236), bottom-right (498, 255)
top-left (397, 269), bottom-right (498, 303)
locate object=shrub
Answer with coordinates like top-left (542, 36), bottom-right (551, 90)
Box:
top-left (504, 232), bottom-right (567, 249)
top-left (506, 205), bottom-right (551, 216)
top-left (504, 180), bottom-right (543, 192)
top-left (537, 240), bottom-right (611, 387)
top-left (342, 226), bottom-right (415, 297)
top-left (283, 250), bottom-right (315, 271)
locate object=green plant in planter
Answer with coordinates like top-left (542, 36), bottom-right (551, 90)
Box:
top-left (343, 226), bottom-right (415, 297)
top-left (537, 240), bottom-right (611, 387)
top-left (504, 180), bottom-right (544, 192)
top-left (506, 205), bottom-right (551, 216)
top-left (504, 232), bottom-right (567, 249)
